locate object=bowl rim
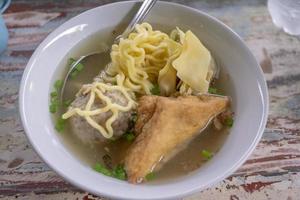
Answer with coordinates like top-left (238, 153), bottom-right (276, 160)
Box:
top-left (19, 1), bottom-right (269, 199)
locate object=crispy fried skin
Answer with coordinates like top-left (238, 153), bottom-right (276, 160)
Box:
top-left (125, 95), bottom-right (229, 184)
top-left (134, 95), bottom-right (158, 135)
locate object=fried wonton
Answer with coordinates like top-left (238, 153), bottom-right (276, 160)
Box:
top-left (124, 95), bottom-right (230, 183)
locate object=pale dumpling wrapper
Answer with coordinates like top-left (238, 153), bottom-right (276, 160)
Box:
top-left (158, 39), bottom-right (182, 96)
top-left (172, 31), bottom-right (212, 93)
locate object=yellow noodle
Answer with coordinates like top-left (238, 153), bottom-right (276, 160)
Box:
top-left (62, 83), bottom-right (136, 138)
top-left (62, 23), bottom-right (208, 139)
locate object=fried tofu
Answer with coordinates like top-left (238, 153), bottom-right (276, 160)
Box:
top-left (134, 95), bottom-right (158, 135)
top-left (124, 95), bottom-right (229, 183)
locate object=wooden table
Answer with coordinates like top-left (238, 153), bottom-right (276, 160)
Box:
top-left (1, 0), bottom-right (299, 199)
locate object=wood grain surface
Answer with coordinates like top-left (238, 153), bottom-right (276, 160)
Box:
top-left (0, 0), bottom-right (299, 199)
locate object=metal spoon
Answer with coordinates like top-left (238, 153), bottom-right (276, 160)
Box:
top-left (61, 0), bottom-right (158, 101)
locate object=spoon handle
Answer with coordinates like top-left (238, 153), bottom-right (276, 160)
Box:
top-left (115, 0), bottom-right (158, 43)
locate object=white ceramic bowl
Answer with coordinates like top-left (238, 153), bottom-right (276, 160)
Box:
top-left (19, 1), bottom-right (268, 199)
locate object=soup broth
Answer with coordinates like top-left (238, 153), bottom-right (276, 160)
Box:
top-left (55, 25), bottom-right (231, 183)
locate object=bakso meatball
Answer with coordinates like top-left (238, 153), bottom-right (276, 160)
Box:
top-left (68, 88), bottom-right (133, 144)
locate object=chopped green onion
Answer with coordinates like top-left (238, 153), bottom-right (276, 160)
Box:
top-left (49, 95), bottom-right (59, 112)
top-left (94, 163), bottom-right (127, 180)
top-left (63, 99), bottom-right (72, 107)
top-left (49, 91), bottom-right (59, 113)
top-left (201, 149), bottom-right (213, 160)
top-left (51, 96), bottom-right (58, 103)
top-left (145, 172), bottom-right (155, 181)
top-left (50, 91), bottom-right (58, 98)
top-left (94, 163), bottom-right (113, 177)
top-left (55, 117), bottom-right (66, 132)
top-left (68, 58), bottom-right (76, 65)
top-left (69, 57), bottom-right (84, 78)
top-left (70, 70), bottom-right (79, 79)
top-left (50, 81), bottom-right (62, 114)
top-left (208, 87), bottom-right (223, 95)
top-left (75, 62), bottom-right (84, 72)
top-left (224, 117), bottom-right (234, 128)
top-left (123, 132), bottom-right (135, 142)
top-left (150, 84), bottom-right (160, 95)
top-left (208, 87), bottom-right (218, 94)
top-left (49, 104), bottom-right (57, 113)
top-left (112, 164), bottom-right (127, 180)
top-left (54, 80), bottom-right (63, 91)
